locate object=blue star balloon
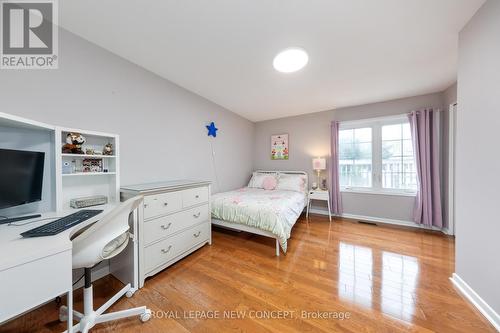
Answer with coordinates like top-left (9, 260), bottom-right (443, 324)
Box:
top-left (206, 122), bottom-right (218, 137)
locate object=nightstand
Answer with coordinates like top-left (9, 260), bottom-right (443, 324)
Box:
top-left (306, 189), bottom-right (332, 222)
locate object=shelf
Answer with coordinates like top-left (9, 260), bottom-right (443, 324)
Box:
top-left (62, 172), bottom-right (116, 177)
top-left (60, 127), bottom-right (117, 139)
top-left (61, 154), bottom-right (116, 158)
top-left (0, 112), bottom-right (55, 131)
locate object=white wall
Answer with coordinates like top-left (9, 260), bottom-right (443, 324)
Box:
top-left (0, 29), bottom-right (254, 197)
top-left (443, 82), bottom-right (457, 106)
top-left (254, 92), bottom-right (445, 223)
top-left (442, 82), bottom-right (457, 233)
top-left (456, 0), bottom-right (500, 314)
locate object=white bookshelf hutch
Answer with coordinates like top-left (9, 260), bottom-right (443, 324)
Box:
top-left (0, 112), bottom-right (121, 214)
top-left (0, 112), bottom-right (131, 288)
top-left (55, 127), bottom-right (120, 211)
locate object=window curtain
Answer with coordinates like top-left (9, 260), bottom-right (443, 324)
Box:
top-left (330, 121), bottom-right (343, 215)
top-left (408, 109), bottom-right (443, 228)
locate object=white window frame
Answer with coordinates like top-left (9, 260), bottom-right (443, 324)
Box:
top-left (339, 115), bottom-right (418, 196)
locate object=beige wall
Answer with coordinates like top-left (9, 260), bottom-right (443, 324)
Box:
top-left (254, 92), bottom-right (445, 223)
top-left (456, 0), bottom-right (500, 313)
top-left (0, 29), bottom-right (255, 195)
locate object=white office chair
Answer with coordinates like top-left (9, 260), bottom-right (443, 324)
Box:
top-left (59, 196), bottom-right (151, 333)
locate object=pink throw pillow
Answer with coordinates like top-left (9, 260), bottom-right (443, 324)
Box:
top-left (262, 176), bottom-right (277, 190)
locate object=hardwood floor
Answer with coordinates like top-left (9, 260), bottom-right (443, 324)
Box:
top-left (1, 214), bottom-right (496, 333)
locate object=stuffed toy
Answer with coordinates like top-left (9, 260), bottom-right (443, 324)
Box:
top-left (103, 143), bottom-right (113, 155)
top-left (62, 132), bottom-right (86, 154)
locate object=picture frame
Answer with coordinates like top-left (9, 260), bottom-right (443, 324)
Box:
top-left (271, 134), bottom-right (289, 160)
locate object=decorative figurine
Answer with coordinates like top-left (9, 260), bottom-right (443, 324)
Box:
top-left (103, 143), bottom-right (113, 155)
top-left (62, 133), bottom-right (86, 154)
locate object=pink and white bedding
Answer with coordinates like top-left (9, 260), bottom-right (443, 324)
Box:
top-left (211, 187), bottom-right (306, 253)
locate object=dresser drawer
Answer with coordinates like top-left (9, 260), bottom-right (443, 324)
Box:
top-left (308, 190), bottom-right (329, 200)
top-left (143, 204), bottom-right (209, 245)
top-left (143, 192), bottom-right (182, 219)
top-left (144, 223), bottom-right (210, 272)
top-left (182, 187), bottom-right (208, 208)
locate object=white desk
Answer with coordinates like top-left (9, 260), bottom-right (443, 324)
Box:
top-left (0, 204), bottom-right (130, 332)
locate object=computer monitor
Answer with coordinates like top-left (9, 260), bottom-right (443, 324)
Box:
top-left (0, 148), bottom-right (45, 210)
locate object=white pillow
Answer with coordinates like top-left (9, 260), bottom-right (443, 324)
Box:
top-left (248, 172), bottom-right (278, 189)
top-left (276, 173), bottom-right (307, 193)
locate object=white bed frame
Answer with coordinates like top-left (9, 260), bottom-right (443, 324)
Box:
top-left (211, 170), bottom-right (308, 257)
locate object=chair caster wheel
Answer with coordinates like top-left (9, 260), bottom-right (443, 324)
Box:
top-left (140, 309), bottom-right (152, 322)
top-left (59, 306), bottom-right (68, 322)
top-left (126, 290), bottom-right (134, 298)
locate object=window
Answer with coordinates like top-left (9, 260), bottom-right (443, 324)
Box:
top-left (339, 128), bottom-right (372, 188)
top-left (382, 123), bottom-right (417, 190)
top-left (339, 116), bottom-right (417, 194)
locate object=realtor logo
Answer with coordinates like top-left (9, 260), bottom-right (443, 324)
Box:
top-left (1, 0), bottom-right (58, 69)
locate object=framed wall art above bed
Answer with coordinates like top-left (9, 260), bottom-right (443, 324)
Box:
top-left (271, 134), bottom-right (289, 160)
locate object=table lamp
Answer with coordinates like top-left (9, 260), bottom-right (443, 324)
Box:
top-left (312, 157), bottom-right (326, 190)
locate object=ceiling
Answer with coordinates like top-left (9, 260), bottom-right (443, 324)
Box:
top-left (59, 0), bottom-right (484, 122)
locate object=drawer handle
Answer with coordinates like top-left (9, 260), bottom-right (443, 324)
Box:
top-left (163, 202), bottom-right (169, 206)
top-left (195, 195), bottom-right (200, 199)
top-left (193, 231), bottom-right (201, 238)
top-left (193, 212), bottom-right (201, 218)
top-left (143, 203), bottom-right (148, 208)
top-left (161, 246), bottom-right (172, 254)
top-left (160, 223), bottom-right (172, 230)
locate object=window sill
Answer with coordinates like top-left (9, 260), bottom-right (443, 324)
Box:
top-left (340, 188), bottom-right (417, 197)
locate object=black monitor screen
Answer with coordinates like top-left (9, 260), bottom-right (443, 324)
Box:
top-left (0, 149), bottom-right (45, 209)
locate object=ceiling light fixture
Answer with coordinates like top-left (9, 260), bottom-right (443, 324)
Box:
top-left (273, 47), bottom-right (309, 73)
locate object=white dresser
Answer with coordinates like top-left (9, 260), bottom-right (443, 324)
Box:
top-left (121, 180), bottom-right (211, 287)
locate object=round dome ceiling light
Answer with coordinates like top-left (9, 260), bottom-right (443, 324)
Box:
top-left (273, 47), bottom-right (309, 73)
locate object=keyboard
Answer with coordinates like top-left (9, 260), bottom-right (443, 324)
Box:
top-left (21, 210), bottom-right (103, 238)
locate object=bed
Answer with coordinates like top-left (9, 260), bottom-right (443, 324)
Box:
top-left (211, 171), bottom-right (308, 256)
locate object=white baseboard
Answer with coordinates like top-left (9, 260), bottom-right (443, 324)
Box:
top-left (308, 208), bottom-right (450, 234)
top-left (450, 273), bottom-right (500, 331)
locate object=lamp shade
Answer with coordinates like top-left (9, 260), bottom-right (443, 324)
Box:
top-left (312, 158), bottom-right (326, 170)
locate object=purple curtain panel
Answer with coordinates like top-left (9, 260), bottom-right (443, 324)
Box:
top-left (329, 121), bottom-right (343, 215)
top-left (408, 109), bottom-right (443, 228)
